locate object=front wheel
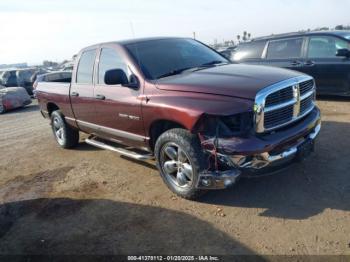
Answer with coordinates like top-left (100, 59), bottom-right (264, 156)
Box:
top-left (155, 128), bottom-right (207, 200)
top-left (51, 110), bottom-right (79, 149)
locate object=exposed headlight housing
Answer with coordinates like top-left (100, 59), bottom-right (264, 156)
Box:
top-left (195, 112), bottom-right (253, 138)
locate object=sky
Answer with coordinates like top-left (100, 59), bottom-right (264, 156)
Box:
top-left (0, 0), bottom-right (349, 64)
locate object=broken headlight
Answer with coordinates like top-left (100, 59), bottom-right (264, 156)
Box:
top-left (219, 112), bottom-right (253, 137)
top-left (197, 112), bottom-right (253, 138)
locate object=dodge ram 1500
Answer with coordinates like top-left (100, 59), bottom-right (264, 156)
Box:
top-left (36, 37), bottom-right (321, 199)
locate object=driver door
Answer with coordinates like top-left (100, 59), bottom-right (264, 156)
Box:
top-left (92, 45), bottom-right (145, 146)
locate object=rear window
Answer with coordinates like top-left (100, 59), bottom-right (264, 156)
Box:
top-left (233, 41), bottom-right (266, 61)
top-left (45, 72), bottom-right (72, 83)
top-left (266, 38), bottom-right (303, 59)
top-left (76, 49), bottom-right (96, 84)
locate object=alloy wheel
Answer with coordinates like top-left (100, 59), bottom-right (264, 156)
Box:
top-left (53, 116), bottom-right (65, 145)
top-left (160, 142), bottom-right (194, 188)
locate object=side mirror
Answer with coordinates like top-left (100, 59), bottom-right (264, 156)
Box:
top-left (336, 48), bottom-right (350, 58)
top-left (104, 69), bottom-right (139, 88)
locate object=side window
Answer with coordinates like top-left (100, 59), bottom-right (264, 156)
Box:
top-left (98, 48), bottom-right (128, 85)
top-left (307, 36), bottom-right (350, 58)
top-left (266, 38), bottom-right (303, 59)
top-left (76, 49), bottom-right (96, 84)
top-left (233, 41), bottom-right (266, 61)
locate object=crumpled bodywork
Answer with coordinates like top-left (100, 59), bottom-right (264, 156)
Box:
top-left (197, 107), bottom-right (321, 176)
top-left (0, 86), bottom-right (31, 113)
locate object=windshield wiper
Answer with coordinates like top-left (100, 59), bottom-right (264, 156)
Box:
top-left (157, 67), bottom-right (194, 79)
top-left (200, 60), bottom-right (229, 67)
top-left (157, 61), bottom-right (229, 79)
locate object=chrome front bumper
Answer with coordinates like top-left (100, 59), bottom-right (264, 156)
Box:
top-left (233, 123), bottom-right (321, 170)
top-left (196, 123), bottom-right (321, 190)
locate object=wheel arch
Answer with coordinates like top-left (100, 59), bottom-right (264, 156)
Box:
top-left (148, 119), bottom-right (187, 151)
top-left (46, 102), bottom-right (60, 116)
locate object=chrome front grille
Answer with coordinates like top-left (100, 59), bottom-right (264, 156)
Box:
top-left (299, 79), bottom-right (314, 95)
top-left (300, 94), bottom-right (313, 115)
top-left (265, 87), bottom-right (293, 106)
top-left (254, 76), bottom-right (316, 133)
top-left (264, 104), bottom-right (294, 129)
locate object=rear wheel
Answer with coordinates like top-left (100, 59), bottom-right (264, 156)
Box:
top-left (155, 128), bottom-right (207, 200)
top-left (51, 110), bottom-right (79, 148)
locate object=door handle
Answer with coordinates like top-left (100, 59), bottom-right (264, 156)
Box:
top-left (290, 60), bottom-right (301, 66)
top-left (304, 60), bottom-right (315, 66)
top-left (95, 94), bottom-right (106, 100)
top-left (71, 92), bottom-right (79, 97)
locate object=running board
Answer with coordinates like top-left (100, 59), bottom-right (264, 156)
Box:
top-left (85, 138), bottom-right (153, 161)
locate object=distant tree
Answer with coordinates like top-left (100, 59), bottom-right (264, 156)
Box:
top-left (318, 27), bottom-right (330, 31)
top-left (237, 35), bottom-right (241, 43)
top-left (335, 25), bottom-right (344, 30)
top-left (248, 33), bottom-right (251, 40)
top-left (43, 60), bottom-right (59, 68)
top-left (243, 31), bottom-right (247, 41)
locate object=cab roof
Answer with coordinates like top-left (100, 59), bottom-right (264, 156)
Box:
top-left (81, 37), bottom-right (189, 51)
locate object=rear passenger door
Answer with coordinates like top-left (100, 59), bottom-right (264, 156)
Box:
top-left (301, 35), bottom-right (350, 95)
top-left (263, 37), bottom-right (306, 70)
top-left (70, 48), bottom-right (98, 132)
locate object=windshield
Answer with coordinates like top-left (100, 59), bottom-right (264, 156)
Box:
top-left (124, 38), bottom-right (228, 79)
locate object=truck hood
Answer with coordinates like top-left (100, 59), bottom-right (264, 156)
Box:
top-left (155, 64), bottom-right (304, 100)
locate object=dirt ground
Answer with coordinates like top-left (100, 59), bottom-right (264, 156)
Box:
top-left (0, 98), bottom-right (349, 256)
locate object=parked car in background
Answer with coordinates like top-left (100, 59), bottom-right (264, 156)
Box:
top-left (0, 85), bottom-right (32, 114)
top-left (218, 45), bottom-right (237, 59)
top-left (0, 70), bottom-right (18, 88)
top-left (0, 68), bottom-right (42, 96)
top-left (232, 31), bottom-right (350, 96)
top-left (16, 68), bottom-right (37, 96)
top-left (36, 37), bottom-right (321, 199)
top-left (62, 63), bottom-right (74, 71)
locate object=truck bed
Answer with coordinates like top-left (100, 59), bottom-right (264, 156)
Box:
top-left (36, 81), bottom-right (74, 120)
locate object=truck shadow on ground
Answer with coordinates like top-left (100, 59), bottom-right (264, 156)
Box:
top-left (0, 198), bottom-right (256, 256)
top-left (200, 121), bottom-right (350, 220)
top-left (75, 142), bottom-right (103, 152)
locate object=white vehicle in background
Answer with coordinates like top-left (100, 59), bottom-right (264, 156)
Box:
top-left (0, 85), bottom-right (32, 114)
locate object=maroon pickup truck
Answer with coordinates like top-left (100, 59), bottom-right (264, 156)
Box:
top-left (36, 37), bottom-right (321, 199)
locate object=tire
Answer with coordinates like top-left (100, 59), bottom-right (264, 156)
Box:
top-left (155, 128), bottom-right (207, 200)
top-left (51, 110), bottom-right (79, 149)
